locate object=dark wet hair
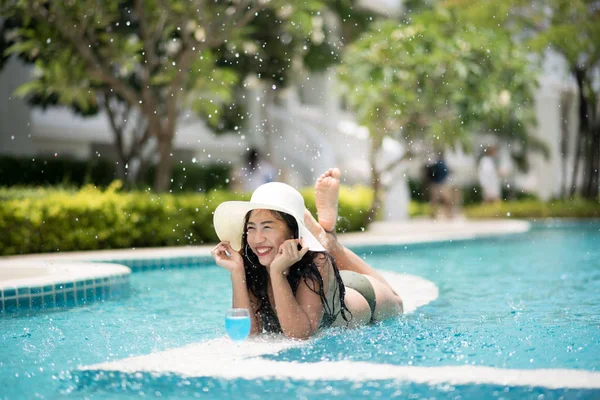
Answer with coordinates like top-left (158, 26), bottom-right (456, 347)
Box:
top-left (241, 209), bottom-right (351, 333)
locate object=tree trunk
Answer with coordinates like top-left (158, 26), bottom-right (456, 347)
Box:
top-left (594, 129), bottom-right (600, 199)
top-left (585, 127), bottom-right (600, 198)
top-left (570, 130), bottom-right (584, 197)
top-left (570, 68), bottom-right (589, 197)
top-left (582, 123), bottom-right (593, 197)
top-left (131, 151), bottom-right (150, 187)
top-left (154, 132), bottom-right (175, 192)
top-left (367, 134), bottom-right (384, 222)
top-left (559, 92), bottom-right (571, 199)
top-left (103, 92), bottom-right (131, 185)
top-left (263, 86), bottom-right (276, 163)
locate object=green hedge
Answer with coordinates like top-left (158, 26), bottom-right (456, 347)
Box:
top-left (408, 178), bottom-right (539, 206)
top-left (0, 156), bottom-right (118, 187)
top-left (142, 163), bottom-right (231, 192)
top-left (408, 201), bottom-right (431, 217)
top-left (0, 182), bottom-right (373, 256)
top-left (464, 198), bottom-right (600, 219)
top-left (0, 155), bottom-right (231, 192)
top-left (408, 197), bottom-right (600, 218)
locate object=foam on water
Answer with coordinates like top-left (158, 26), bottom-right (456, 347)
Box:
top-left (80, 272), bottom-right (435, 369)
top-left (79, 271), bottom-right (600, 390)
top-left (5, 224), bottom-right (600, 399)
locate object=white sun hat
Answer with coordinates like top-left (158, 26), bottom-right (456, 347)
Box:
top-left (213, 182), bottom-right (325, 252)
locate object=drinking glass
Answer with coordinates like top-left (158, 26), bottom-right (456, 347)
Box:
top-left (225, 308), bottom-right (251, 342)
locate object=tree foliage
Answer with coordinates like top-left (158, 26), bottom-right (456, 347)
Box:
top-left (338, 5), bottom-right (544, 218)
top-left (216, 2), bottom-right (331, 87)
top-left (450, 0), bottom-right (600, 199)
top-left (528, 0), bottom-right (600, 199)
top-left (0, 0), bottom-right (330, 192)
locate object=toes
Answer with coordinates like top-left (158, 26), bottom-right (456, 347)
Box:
top-left (316, 168), bottom-right (341, 190)
top-left (332, 167), bottom-right (341, 180)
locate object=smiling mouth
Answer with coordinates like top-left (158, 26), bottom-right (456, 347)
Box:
top-left (255, 247), bottom-right (272, 256)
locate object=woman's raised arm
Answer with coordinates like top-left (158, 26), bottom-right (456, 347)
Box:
top-left (269, 270), bottom-right (323, 339)
top-left (269, 239), bottom-right (324, 339)
top-left (212, 242), bottom-right (262, 335)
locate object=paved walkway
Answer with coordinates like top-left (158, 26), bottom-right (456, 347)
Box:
top-left (0, 219), bottom-right (530, 263)
top-left (339, 218), bottom-right (530, 246)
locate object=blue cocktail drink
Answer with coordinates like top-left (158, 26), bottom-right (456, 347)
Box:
top-left (225, 308), bottom-right (251, 342)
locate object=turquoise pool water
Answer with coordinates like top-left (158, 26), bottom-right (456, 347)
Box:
top-left (1, 222), bottom-right (599, 399)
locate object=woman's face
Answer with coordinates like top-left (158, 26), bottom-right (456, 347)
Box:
top-left (246, 209), bottom-right (293, 267)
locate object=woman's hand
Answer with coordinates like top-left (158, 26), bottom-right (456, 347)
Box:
top-left (270, 238), bottom-right (309, 276)
top-left (211, 241), bottom-right (244, 273)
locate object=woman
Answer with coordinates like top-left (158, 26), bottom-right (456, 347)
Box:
top-left (211, 168), bottom-right (403, 339)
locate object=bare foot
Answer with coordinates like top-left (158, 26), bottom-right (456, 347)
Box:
top-left (305, 210), bottom-right (401, 300)
top-left (315, 168), bottom-right (340, 232)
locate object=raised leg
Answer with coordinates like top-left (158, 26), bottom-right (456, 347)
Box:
top-left (309, 168), bottom-right (404, 313)
top-left (305, 209), bottom-right (404, 314)
top-left (314, 168), bottom-right (340, 233)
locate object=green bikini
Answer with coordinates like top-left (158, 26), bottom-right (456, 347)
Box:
top-left (339, 270), bottom-right (377, 322)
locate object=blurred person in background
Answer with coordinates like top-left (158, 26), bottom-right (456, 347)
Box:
top-left (231, 147), bottom-right (277, 193)
top-left (426, 152), bottom-right (455, 219)
top-left (478, 145), bottom-right (502, 203)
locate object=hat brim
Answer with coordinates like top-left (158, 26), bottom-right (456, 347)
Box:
top-left (213, 201), bottom-right (326, 253)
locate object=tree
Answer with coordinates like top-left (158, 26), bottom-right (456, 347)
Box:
top-left (214, 0), bottom-right (375, 163)
top-left (448, 0), bottom-right (600, 199)
top-left (338, 6), bottom-right (546, 219)
top-left (528, 0), bottom-right (600, 199)
top-left (214, 2), bottom-right (335, 163)
top-left (1, 0), bottom-right (325, 192)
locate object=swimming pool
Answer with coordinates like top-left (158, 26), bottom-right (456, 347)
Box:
top-left (1, 222), bottom-right (599, 399)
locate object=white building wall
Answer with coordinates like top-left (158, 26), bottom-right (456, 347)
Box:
top-left (530, 85), bottom-right (563, 200)
top-left (0, 57), bottom-right (33, 155)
